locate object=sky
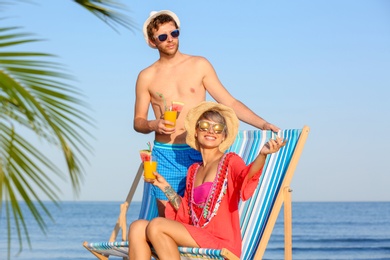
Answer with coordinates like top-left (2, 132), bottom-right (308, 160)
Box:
top-left (3, 0), bottom-right (390, 202)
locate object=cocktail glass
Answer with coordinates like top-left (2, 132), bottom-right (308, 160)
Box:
top-left (164, 110), bottom-right (177, 128)
top-left (143, 161), bottom-right (157, 181)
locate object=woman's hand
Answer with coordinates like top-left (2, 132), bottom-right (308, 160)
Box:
top-left (261, 137), bottom-right (287, 155)
top-left (147, 171), bottom-right (182, 210)
top-left (248, 137), bottom-right (287, 179)
top-left (145, 171), bottom-right (169, 190)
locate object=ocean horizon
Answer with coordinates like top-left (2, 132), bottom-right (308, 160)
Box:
top-left (1, 201), bottom-right (389, 260)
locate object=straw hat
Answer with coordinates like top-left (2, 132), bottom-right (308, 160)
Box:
top-left (143, 10), bottom-right (181, 49)
top-left (185, 101), bottom-right (239, 153)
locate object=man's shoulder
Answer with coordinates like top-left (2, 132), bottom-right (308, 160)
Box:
top-left (138, 62), bottom-right (157, 79)
top-left (181, 54), bottom-right (211, 69)
top-left (185, 54), bottom-right (208, 63)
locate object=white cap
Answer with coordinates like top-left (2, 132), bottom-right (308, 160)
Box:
top-left (143, 10), bottom-right (180, 48)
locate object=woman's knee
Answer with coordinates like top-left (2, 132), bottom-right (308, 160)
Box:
top-left (128, 219), bottom-right (148, 240)
top-left (146, 217), bottom-right (166, 238)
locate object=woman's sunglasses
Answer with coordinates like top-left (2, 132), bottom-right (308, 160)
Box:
top-left (197, 120), bottom-right (226, 134)
top-left (154, 29), bottom-right (180, 42)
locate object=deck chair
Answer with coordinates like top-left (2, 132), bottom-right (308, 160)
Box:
top-left (83, 126), bottom-right (310, 260)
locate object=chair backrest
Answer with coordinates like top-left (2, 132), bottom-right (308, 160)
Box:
top-left (138, 181), bottom-right (159, 220)
top-left (138, 129), bottom-right (303, 259)
top-left (228, 129), bottom-right (302, 259)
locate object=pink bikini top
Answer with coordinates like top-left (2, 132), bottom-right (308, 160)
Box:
top-left (193, 182), bottom-right (213, 204)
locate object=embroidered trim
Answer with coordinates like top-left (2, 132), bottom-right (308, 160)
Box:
top-left (187, 152), bottom-right (235, 227)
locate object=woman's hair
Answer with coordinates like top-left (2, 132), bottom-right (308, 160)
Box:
top-left (147, 14), bottom-right (179, 41)
top-left (197, 110), bottom-right (228, 135)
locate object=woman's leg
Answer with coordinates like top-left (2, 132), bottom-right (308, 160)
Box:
top-left (128, 219), bottom-right (152, 260)
top-left (146, 217), bottom-right (199, 260)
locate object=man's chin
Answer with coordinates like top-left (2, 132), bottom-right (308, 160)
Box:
top-left (160, 46), bottom-right (178, 56)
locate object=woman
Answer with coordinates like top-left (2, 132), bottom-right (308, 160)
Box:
top-left (128, 101), bottom-right (286, 260)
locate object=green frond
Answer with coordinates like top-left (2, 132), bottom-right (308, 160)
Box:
top-left (0, 26), bottom-right (93, 258)
top-left (1, 0), bottom-right (134, 258)
top-left (73, 0), bottom-right (136, 32)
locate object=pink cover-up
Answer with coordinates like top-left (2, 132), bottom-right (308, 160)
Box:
top-left (165, 152), bottom-right (263, 257)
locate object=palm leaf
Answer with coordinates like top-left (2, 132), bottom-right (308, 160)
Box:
top-left (0, 26), bottom-right (93, 258)
top-left (73, 0), bottom-right (136, 32)
top-left (1, 1), bottom-right (134, 258)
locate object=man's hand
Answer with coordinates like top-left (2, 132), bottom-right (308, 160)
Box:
top-left (262, 122), bottom-right (280, 132)
top-left (155, 119), bottom-right (176, 135)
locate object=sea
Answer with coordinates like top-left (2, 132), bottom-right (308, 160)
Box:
top-left (1, 201), bottom-right (389, 260)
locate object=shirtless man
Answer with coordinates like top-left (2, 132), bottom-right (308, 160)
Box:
top-left (134, 10), bottom-right (279, 216)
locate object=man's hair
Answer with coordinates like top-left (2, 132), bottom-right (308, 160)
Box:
top-left (146, 14), bottom-right (179, 41)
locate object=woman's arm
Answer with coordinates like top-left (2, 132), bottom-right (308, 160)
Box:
top-left (247, 137), bottom-right (286, 179)
top-left (162, 186), bottom-right (182, 210)
top-left (148, 172), bottom-right (182, 210)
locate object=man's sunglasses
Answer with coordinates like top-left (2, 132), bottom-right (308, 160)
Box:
top-left (154, 29), bottom-right (180, 42)
top-left (197, 121), bottom-right (226, 134)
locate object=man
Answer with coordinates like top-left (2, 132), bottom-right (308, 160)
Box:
top-left (134, 10), bottom-right (279, 216)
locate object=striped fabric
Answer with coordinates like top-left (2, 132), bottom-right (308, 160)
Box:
top-left (178, 247), bottom-right (223, 259)
top-left (84, 128), bottom-right (305, 260)
top-left (86, 241), bottom-right (128, 258)
top-left (138, 182), bottom-right (159, 220)
top-left (178, 129), bottom-right (302, 259)
top-left (237, 129), bottom-right (301, 259)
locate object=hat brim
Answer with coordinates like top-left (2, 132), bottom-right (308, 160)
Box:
top-left (185, 101), bottom-right (239, 153)
top-left (143, 10), bottom-right (181, 49)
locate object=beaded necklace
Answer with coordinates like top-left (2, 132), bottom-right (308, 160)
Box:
top-left (188, 153), bottom-right (234, 227)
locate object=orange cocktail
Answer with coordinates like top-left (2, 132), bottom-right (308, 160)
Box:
top-left (143, 161), bottom-right (157, 181)
top-left (164, 110), bottom-right (177, 128)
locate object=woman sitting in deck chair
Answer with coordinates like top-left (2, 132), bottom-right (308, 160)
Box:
top-left (128, 101), bottom-right (286, 260)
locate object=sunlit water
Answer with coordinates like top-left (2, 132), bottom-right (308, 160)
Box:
top-left (1, 202), bottom-right (389, 260)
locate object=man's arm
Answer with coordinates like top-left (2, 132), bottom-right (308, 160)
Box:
top-left (199, 58), bottom-right (280, 132)
top-left (133, 72), bottom-right (158, 134)
top-left (225, 99), bottom-right (280, 132)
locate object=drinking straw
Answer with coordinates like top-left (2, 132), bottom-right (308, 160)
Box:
top-left (156, 92), bottom-right (168, 111)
